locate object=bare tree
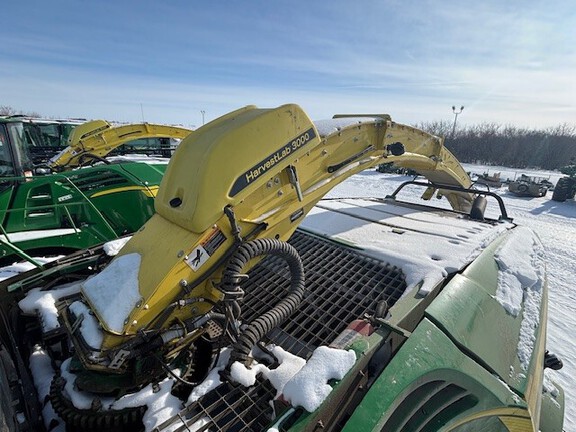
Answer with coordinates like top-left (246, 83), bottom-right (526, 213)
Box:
top-left (0, 105), bottom-right (42, 117)
top-left (0, 105), bottom-right (18, 116)
top-left (417, 121), bottom-right (576, 170)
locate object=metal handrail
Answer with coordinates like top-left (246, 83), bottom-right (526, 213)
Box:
top-left (386, 179), bottom-right (512, 221)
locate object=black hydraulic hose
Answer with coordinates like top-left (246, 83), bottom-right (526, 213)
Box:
top-left (223, 238), bottom-right (305, 368)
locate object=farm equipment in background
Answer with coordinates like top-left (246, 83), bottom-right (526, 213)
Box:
top-left (508, 174), bottom-right (551, 197)
top-left (46, 119), bottom-right (189, 170)
top-left (474, 171), bottom-right (503, 188)
top-left (0, 115), bottom-right (85, 165)
top-left (376, 161), bottom-right (417, 176)
top-left (0, 117), bottom-right (192, 264)
top-left (0, 104), bottom-right (563, 432)
top-left (2, 115), bottom-right (186, 166)
top-left (552, 164), bottom-right (576, 202)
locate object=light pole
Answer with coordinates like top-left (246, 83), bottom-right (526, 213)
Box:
top-left (451, 105), bottom-right (464, 137)
top-left (200, 110), bottom-right (205, 125)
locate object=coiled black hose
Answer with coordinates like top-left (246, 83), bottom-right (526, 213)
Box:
top-left (222, 238), bottom-right (305, 368)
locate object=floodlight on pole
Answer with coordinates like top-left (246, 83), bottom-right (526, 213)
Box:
top-left (451, 105), bottom-right (464, 137)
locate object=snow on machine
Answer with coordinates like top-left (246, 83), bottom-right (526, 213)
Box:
top-left (0, 104), bottom-right (564, 431)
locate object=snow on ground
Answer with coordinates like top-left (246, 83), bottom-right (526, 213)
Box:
top-left (463, 163), bottom-right (564, 185)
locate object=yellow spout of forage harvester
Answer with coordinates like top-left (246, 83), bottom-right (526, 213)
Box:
top-left (48, 119), bottom-right (193, 169)
top-left (80, 104), bottom-right (474, 350)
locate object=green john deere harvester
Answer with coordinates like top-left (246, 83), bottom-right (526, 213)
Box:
top-left (0, 116), bottom-right (192, 264)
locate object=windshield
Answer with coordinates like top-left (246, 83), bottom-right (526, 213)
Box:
top-left (24, 122), bottom-right (79, 163)
top-left (6, 123), bottom-right (34, 173)
top-left (0, 125), bottom-right (16, 177)
top-left (36, 123), bottom-right (61, 146)
top-left (32, 122), bottom-right (76, 148)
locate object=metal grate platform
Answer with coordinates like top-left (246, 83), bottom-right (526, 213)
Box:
top-left (241, 230), bottom-right (407, 359)
top-left (158, 229), bottom-right (407, 431)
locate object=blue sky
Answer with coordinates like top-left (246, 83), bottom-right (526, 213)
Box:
top-left (1, 0), bottom-right (574, 128)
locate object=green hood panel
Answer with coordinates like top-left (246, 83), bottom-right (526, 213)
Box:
top-left (424, 275), bottom-right (524, 388)
top-left (425, 231), bottom-right (546, 397)
top-left (341, 318), bottom-right (526, 431)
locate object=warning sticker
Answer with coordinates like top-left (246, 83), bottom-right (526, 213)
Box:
top-left (202, 228), bottom-right (227, 255)
top-left (186, 245), bottom-right (209, 271)
top-left (185, 228), bottom-right (227, 272)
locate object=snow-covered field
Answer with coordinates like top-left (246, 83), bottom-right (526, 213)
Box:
top-left (1, 162), bottom-right (574, 430)
top-left (328, 164), bottom-right (575, 431)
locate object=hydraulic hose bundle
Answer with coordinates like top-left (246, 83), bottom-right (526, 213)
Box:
top-left (220, 238), bottom-right (306, 368)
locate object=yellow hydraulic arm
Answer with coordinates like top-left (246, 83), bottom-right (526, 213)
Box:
top-left (81, 104), bottom-right (477, 352)
top-left (48, 120), bottom-right (193, 170)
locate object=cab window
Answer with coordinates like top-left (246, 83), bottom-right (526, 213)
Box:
top-left (0, 126), bottom-right (16, 177)
top-left (6, 123), bottom-right (34, 174)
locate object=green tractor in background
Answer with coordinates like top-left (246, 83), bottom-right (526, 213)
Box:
top-left (2, 115), bottom-right (86, 165)
top-left (0, 116), bottom-right (192, 265)
top-left (552, 164), bottom-right (576, 202)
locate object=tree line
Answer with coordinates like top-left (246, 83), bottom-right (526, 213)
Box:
top-left (415, 120), bottom-right (576, 170)
top-left (0, 105), bottom-right (41, 117)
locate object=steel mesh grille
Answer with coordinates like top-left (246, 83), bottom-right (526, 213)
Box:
top-left (171, 380), bottom-right (277, 432)
top-left (241, 230), bottom-right (407, 358)
top-left (158, 229), bottom-right (407, 431)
